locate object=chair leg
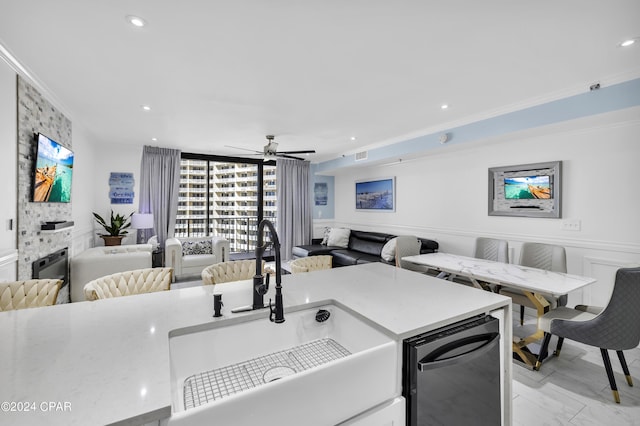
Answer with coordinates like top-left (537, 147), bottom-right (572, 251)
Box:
top-left (553, 337), bottom-right (564, 357)
top-left (600, 348), bottom-right (620, 403)
top-left (520, 305), bottom-right (525, 325)
top-left (617, 351), bottom-right (634, 387)
top-left (534, 332), bottom-right (552, 371)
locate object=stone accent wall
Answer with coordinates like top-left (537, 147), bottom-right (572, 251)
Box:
top-left (17, 75), bottom-right (73, 284)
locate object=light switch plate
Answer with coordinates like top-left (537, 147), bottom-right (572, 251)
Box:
top-left (561, 219), bottom-right (581, 231)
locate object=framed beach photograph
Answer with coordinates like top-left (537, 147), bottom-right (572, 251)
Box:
top-left (488, 161), bottom-right (562, 218)
top-left (355, 177), bottom-right (395, 212)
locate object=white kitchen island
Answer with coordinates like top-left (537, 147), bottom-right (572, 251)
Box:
top-left (0, 262), bottom-right (512, 425)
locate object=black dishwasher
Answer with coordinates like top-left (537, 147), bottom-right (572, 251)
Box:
top-left (403, 314), bottom-right (501, 426)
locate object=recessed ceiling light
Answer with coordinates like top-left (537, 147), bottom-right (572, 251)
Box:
top-left (350, 136), bottom-right (357, 141)
top-left (441, 104), bottom-right (449, 110)
top-left (127, 15), bottom-right (146, 28)
top-left (151, 137), bottom-right (157, 141)
top-left (619, 38), bottom-right (636, 47)
top-left (141, 105), bottom-right (151, 111)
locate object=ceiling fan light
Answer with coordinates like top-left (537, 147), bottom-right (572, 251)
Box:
top-left (126, 15), bottom-right (146, 28)
top-left (620, 38), bottom-right (636, 47)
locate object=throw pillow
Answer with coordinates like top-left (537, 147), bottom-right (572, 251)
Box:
top-left (327, 228), bottom-right (350, 248)
top-left (182, 240), bottom-right (213, 255)
top-left (381, 237), bottom-right (397, 262)
top-left (320, 227), bottom-right (331, 245)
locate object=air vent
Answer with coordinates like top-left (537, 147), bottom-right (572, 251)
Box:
top-left (355, 151), bottom-right (368, 161)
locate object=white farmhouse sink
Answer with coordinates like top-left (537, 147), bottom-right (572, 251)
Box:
top-left (163, 300), bottom-right (398, 426)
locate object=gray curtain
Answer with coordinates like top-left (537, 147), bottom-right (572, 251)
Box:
top-left (139, 146), bottom-right (181, 247)
top-left (276, 158), bottom-right (312, 260)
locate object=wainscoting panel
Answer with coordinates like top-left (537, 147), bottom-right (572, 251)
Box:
top-left (582, 256), bottom-right (639, 307)
top-left (0, 249), bottom-right (18, 282)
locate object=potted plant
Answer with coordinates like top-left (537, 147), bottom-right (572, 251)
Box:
top-left (93, 210), bottom-right (133, 246)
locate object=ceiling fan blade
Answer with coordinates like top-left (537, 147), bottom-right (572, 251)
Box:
top-left (277, 153), bottom-right (306, 161)
top-left (224, 145), bottom-right (261, 153)
top-left (278, 150), bottom-right (316, 154)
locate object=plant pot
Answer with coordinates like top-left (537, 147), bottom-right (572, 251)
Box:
top-left (100, 235), bottom-right (124, 246)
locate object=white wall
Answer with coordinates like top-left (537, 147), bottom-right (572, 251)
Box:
top-left (0, 59), bottom-right (16, 253)
top-left (69, 123), bottom-right (101, 254)
top-left (89, 141), bottom-right (143, 245)
top-left (0, 58), bottom-right (17, 280)
top-left (328, 107), bottom-right (640, 308)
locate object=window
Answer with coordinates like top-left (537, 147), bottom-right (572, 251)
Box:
top-left (175, 154), bottom-right (277, 253)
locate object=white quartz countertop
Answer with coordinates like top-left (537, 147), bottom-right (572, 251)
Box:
top-left (0, 263), bottom-right (509, 425)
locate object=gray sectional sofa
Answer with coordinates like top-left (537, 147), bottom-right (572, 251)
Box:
top-left (292, 229), bottom-right (438, 267)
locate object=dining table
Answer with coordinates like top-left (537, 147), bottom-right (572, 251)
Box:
top-left (402, 252), bottom-right (597, 368)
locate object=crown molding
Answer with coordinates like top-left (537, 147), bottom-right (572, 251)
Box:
top-left (0, 40), bottom-right (73, 120)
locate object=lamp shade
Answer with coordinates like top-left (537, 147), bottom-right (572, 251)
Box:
top-left (131, 213), bottom-right (154, 229)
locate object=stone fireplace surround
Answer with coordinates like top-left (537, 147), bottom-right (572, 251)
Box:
top-left (16, 75), bottom-right (73, 294)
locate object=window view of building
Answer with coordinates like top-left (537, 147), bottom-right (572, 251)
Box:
top-left (175, 157), bottom-right (276, 253)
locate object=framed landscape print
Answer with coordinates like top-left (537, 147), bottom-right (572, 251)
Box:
top-left (355, 177), bottom-right (395, 212)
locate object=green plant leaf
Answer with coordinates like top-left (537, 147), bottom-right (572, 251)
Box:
top-left (93, 210), bottom-right (134, 236)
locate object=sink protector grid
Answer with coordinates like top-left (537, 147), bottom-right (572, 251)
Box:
top-left (183, 338), bottom-right (351, 409)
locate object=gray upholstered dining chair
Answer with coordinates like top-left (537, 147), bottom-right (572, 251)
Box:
top-left (474, 237), bottom-right (509, 263)
top-left (395, 235), bottom-right (426, 272)
top-left (452, 237), bottom-right (509, 288)
top-left (499, 242), bottom-right (567, 325)
top-left (535, 267), bottom-right (640, 403)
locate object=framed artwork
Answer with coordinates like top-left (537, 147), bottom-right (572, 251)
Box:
top-left (109, 172), bottom-right (134, 204)
top-left (488, 161), bottom-right (561, 218)
top-left (355, 177), bottom-right (395, 212)
top-left (314, 182), bottom-right (328, 206)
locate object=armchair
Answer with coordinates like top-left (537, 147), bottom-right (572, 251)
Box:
top-left (0, 279), bottom-right (62, 311)
top-left (83, 267), bottom-right (172, 300)
top-left (70, 244), bottom-right (152, 302)
top-left (202, 260), bottom-right (265, 285)
top-left (290, 255), bottom-right (332, 273)
top-left (165, 236), bottom-right (230, 281)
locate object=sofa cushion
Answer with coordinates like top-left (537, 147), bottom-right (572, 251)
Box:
top-left (348, 230), bottom-right (394, 256)
top-left (292, 244), bottom-right (341, 258)
top-left (418, 238), bottom-right (439, 253)
top-left (349, 237), bottom-right (383, 256)
top-left (182, 240), bottom-right (212, 255)
top-left (330, 250), bottom-right (360, 266)
top-left (355, 252), bottom-right (391, 264)
top-left (327, 228), bottom-right (351, 248)
top-left (381, 237), bottom-right (397, 262)
top-left (320, 227), bottom-right (331, 245)
top-left (349, 230), bottom-right (393, 244)
top-left (183, 254), bottom-right (216, 269)
top-left (331, 250), bottom-right (392, 266)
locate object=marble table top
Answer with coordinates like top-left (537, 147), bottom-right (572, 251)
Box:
top-left (403, 252), bottom-right (596, 297)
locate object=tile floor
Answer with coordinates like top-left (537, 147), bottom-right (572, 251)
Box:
top-left (512, 318), bottom-right (640, 426)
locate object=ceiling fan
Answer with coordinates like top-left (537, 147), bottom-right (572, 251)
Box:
top-left (226, 135), bottom-right (316, 161)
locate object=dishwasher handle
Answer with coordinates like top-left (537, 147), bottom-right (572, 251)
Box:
top-left (417, 332), bottom-right (499, 371)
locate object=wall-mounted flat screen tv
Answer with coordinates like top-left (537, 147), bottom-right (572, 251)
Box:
top-left (504, 175), bottom-right (551, 200)
top-left (32, 133), bottom-right (74, 203)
